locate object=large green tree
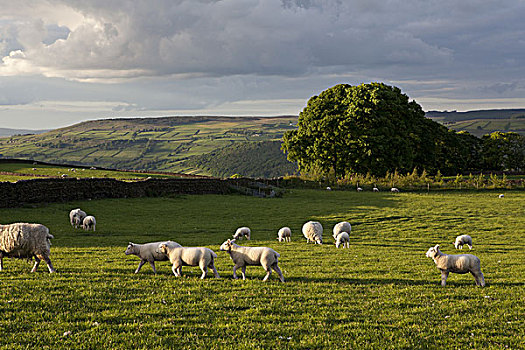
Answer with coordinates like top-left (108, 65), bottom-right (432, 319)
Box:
top-left (282, 83), bottom-right (443, 177)
top-left (482, 132), bottom-right (525, 171)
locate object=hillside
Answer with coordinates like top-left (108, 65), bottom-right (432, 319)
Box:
top-left (0, 116), bottom-right (297, 178)
top-left (426, 109), bottom-right (525, 137)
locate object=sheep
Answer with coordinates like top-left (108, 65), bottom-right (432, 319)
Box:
top-left (335, 232), bottom-right (350, 248)
top-left (69, 208), bottom-right (87, 228)
top-left (219, 239), bottom-right (284, 282)
top-left (425, 244), bottom-right (485, 287)
top-left (373, 187), bottom-right (379, 192)
top-left (82, 215), bottom-right (96, 231)
top-left (391, 187), bottom-right (400, 193)
top-left (302, 221), bottom-right (323, 244)
top-left (233, 227), bottom-right (251, 240)
top-left (357, 187), bottom-right (363, 192)
top-left (277, 227), bottom-right (291, 242)
top-left (125, 241), bottom-right (182, 274)
top-left (498, 194), bottom-right (504, 198)
top-left (332, 221), bottom-right (351, 239)
top-left (453, 235), bottom-right (473, 250)
top-left (0, 223), bottom-right (56, 273)
top-left (157, 243), bottom-right (220, 279)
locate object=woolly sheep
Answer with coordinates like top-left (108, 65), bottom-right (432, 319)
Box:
top-left (335, 232), bottom-right (350, 248)
top-left (219, 239), bottom-right (284, 282)
top-left (0, 223), bottom-right (56, 273)
top-left (373, 187), bottom-right (379, 192)
top-left (391, 187), bottom-right (400, 193)
top-left (82, 215), bottom-right (96, 231)
top-left (157, 244), bottom-right (220, 279)
top-left (125, 241), bottom-right (182, 274)
top-left (425, 244), bottom-right (485, 287)
top-left (233, 227), bottom-right (251, 240)
top-left (332, 221), bottom-right (351, 239)
top-left (498, 194), bottom-right (504, 198)
top-left (277, 227), bottom-right (291, 242)
top-left (453, 235), bottom-right (473, 250)
top-left (302, 221), bottom-right (323, 244)
top-left (69, 208), bottom-right (87, 228)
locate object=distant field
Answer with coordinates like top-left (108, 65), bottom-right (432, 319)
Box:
top-left (0, 190), bottom-right (523, 349)
top-left (440, 119), bottom-right (525, 137)
top-left (0, 116), bottom-right (297, 177)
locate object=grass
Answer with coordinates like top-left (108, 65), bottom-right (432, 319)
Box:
top-left (0, 190), bottom-right (524, 349)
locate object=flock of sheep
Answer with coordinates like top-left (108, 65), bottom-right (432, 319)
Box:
top-left (0, 208), bottom-right (485, 287)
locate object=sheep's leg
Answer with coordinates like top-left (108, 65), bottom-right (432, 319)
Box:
top-left (262, 265), bottom-right (271, 281)
top-left (209, 262), bottom-right (220, 278)
top-left (135, 260), bottom-right (146, 273)
top-left (0, 256), bottom-right (3, 271)
top-left (232, 265), bottom-right (239, 279)
top-left (472, 271), bottom-right (485, 287)
top-left (468, 245), bottom-right (472, 250)
top-left (200, 265), bottom-right (208, 279)
top-left (31, 256), bottom-right (41, 273)
top-left (149, 261), bottom-right (157, 274)
top-left (241, 266), bottom-right (247, 280)
top-left (272, 263), bottom-right (285, 282)
top-left (440, 271), bottom-right (449, 286)
top-left (171, 263), bottom-right (178, 276)
top-left (43, 256), bottom-right (56, 273)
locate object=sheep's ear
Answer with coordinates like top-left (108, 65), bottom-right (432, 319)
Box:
top-left (434, 244), bottom-right (440, 250)
top-left (128, 242), bottom-right (133, 246)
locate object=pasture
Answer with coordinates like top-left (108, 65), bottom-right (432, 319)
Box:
top-left (0, 190), bottom-right (524, 349)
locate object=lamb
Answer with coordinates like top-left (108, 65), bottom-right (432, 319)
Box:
top-left (125, 241), bottom-right (182, 274)
top-left (82, 215), bottom-right (96, 231)
top-left (0, 223), bottom-right (56, 273)
top-left (373, 187), bottom-right (380, 192)
top-left (233, 227), bottom-right (251, 240)
top-left (219, 239), bottom-right (284, 282)
top-left (391, 187), bottom-right (400, 193)
top-left (302, 221), bottom-right (323, 244)
top-left (332, 221), bottom-right (351, 239)
top-left (335, 232), bottom-right (350, 248)
top-left (453, 234), bottom-right (473, 250)
top-left (69, 208), bottom-right (87, 228)
top-left (277, 227), bottom-right (291, 242)
top-left (425, 244), bottom-right (485, 287)
top-left (157, 243), bottom-right (220, 279)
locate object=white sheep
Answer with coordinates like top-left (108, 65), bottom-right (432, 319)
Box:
top-left (453, 235), bottom-right (473, 250)
top-left (125, 241), bottom-right (181, 274)
top-left (373, 187), bottom-right (379, 192)
top-left (391, 187), bottom-right (400, 193)
top-left (157, 243), bottom-right (220, 279)
top-left (302, 221), bottom-right (323, 244)
top-left (69, 208), bottom-right (87, 228)
top-left (82, 215), bottom-right (96, 231)
top-left (277, 227), bottom-right (291, 242)
top-left (233, 227), bottom-right (251, 240)
top-left (219, 239), bottom-right (284, 282)
top-left (335, 232), bottom-right (350, 248)
top-left (425, 244), bottom-right (485, 287)
top-left (0, 223), bottom-right (56, 273)
top-left (498, 194), bottom-right (504, 198)
top-left (332, 221), bottom-right (351, 239)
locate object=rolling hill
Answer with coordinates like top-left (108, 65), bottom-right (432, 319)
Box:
top-left (0, 116), bottom-right (298, 178)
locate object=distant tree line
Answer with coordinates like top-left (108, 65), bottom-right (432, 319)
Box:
top-left (282, 83), bottom-right (524, 177)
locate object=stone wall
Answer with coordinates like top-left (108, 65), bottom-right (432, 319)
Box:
top-left (0, 177), bottom-right (235, 208)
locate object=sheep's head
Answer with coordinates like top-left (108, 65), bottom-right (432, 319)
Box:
top-left (157, 243), bottom-right (169, 255)
top-left (315, 236), bottom-right (323, 245)
top-left (425, 245), bottom-right (440, 258)
top-left (125, 243), bottom-right (135, 255)
top-left (220, 239), bottom-right (236, 251)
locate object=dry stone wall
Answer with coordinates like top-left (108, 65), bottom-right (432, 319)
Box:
top-left (0, 177), bottom-right (234, 208)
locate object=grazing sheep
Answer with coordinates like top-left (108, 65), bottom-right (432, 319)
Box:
top-left (233, 227), bottom-right (251, 240)
top-left (357, 187), bottom-right (363, 192)
top-left (302, 221), bottom-right (323, 244)
top-left (69, 208), bottom-right (87, 228)
top-left (82, 215), bottom-right (96, 231)
top-left (425, 244), bottom-right (485, 287)
top-left (332, 221), bottom-right (351, 239)
top-left (219, 239), bottom-right (284, 282)
top-left (498, 194), bottom-right (504, 198)
top-left (326, 186), bottom-right (332, 191)
top-left (391, 187), bottom-right (400, 193)
top-left (277, 227), bottom-right (291, 242)
top-left (157, 243), bottom-right (220, 279)
top-left (335, 232), bottom-right (350, 248)
top-left (373, 187), bottom-right (379, 192)
top-left (125, 241), bottom-right (181, 274)
top-left (453, 235), bottom-right (473, 250)
top-left (0, 223), bottom-right (56, 273)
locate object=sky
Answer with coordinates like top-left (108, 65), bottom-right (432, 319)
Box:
top-left (1, 0), bottom-right (524, 130)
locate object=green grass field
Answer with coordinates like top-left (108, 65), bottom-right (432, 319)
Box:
top-left (0, 190), bottom-right (524, 349)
